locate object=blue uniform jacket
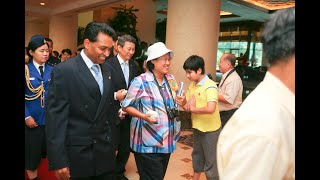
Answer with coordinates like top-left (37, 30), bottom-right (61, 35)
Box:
top-left (25, 62), bottom-right (53, 125)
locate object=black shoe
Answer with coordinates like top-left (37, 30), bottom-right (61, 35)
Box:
top-left (116, 174), bottom-right (129, 180)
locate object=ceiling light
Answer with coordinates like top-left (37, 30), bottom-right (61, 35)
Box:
top-left (40, 2), bottom-right (45, 6)
top-left (220, 11), bottom-right (232, 16)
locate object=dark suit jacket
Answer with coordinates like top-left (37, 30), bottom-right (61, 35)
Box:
top-left (46, 55), bottom-right (118, 177)
top-left (46, 55), bottom-right (61, 66)
top-left (106, 56), bottom-right (140, 125)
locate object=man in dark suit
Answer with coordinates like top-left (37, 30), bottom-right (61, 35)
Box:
top-left (46, 22), bottom-right (118, 180)
top-left (45, 38), bottom-right (61, 66)
top-left (106, 34), bottom-right (139, 180)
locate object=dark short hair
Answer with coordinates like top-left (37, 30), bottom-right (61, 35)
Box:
top-left (53, 51), bottom-right (59, 57)
top-left (112, 31), bottom-right (126, 41)
top-left (83, 22), bottom-right (116, 43)
top-left (140, 41), bottom-right (148, 49)
top-left (45, 37), bottom-right (53, 43)
top-left (61, 48), bottom-right (72, 55)
top-left (118, 34), bottom-right (136, 47)
top-left (261, 8), bottom-right (295, 65)
top-left (183, 55), bottom-right (205, 74)
top-left (146, 60), bottom-right (155, 71)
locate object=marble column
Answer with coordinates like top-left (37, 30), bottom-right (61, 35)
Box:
top-left (166, 0), bottom-right (221, 88)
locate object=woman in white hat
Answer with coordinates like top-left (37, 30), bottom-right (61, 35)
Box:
top-left (122, 42), bottom-right (181, 179)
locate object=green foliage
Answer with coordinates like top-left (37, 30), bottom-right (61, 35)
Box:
top-left (77, 27), bottom-right (85, 46)
top-left (107, 4), bottom-right (142, 60)
top-left (156, 18), bottom-right (167, 43)
top-left (107, 4), bottom-right (139, 38)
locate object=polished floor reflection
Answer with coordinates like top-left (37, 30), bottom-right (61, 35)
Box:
top-left (25, 130), bottom-right (210, 180)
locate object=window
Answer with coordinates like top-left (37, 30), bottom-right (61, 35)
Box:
top-left (216, 41), bottom-right (262, 70)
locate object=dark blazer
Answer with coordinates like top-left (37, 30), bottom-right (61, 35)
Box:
top-left (46, 55), bottom-right (118, 177)
top-left (106, 56), bottom-right (140, 125)
top-left (46, 55), bottom-right (61, 66)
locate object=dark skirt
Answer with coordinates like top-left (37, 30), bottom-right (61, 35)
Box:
top-left (25, 125), bottom-right (46, 170)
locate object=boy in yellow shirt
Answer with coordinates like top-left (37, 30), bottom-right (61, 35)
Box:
top-left (176, 55), bottom-right (221, 180)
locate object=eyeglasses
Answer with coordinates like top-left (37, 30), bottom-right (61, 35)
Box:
top-left (157, 57), bottom-right (171, 62)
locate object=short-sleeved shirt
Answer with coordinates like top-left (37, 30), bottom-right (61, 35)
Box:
top-left (218, 69), bottom-right (243, 111)
top-left (186, 75), bottom-right (221, 132)
top-left (122, 71), bottom-right (181, 153)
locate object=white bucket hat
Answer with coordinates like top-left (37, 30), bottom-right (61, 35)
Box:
top-left (146, 42), bottom-right (174, 62)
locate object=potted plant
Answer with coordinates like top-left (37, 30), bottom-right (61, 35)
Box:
top-left (107, 4), bottom-right (142, 60)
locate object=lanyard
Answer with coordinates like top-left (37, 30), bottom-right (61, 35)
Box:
top-left (151, 72), bottom-right (175, 115)
top-left (219, 69), bottom-right (236, 88)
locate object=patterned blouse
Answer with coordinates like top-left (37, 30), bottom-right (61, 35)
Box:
top-left (122, 71), bottom-right (181, 153)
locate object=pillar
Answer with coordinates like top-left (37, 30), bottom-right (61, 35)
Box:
top-left (166, 0), bottom-right (221, 88)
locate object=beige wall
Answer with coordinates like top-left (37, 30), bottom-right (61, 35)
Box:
top-left (49, 15), bottom-right (78, 54)
top-left (78, 11), bottom-right (93, 27)
top-left (25, 15), bottom-right (78, 53)
top-left (132, 0), bottom-right (156, 44)
top-left (93, 6), bottom-right (116, 23)
top-left (25, 22), bottom-right (49, 46)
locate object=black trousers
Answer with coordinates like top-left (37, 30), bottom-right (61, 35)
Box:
top-left (134, 152), bottom-right (171, 180)
top-left (71, 171), bottom-right (115, 180)
top-left (220, 108), bottom-right (238, 127)
top-left (115, 116), bottom-right (131, 176)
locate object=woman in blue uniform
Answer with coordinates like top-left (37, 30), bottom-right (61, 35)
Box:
top-left (25, 35), bottom-right (53, 180)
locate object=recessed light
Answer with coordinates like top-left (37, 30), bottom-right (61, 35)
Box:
top-left (40, 2), bottom-right (45, 5)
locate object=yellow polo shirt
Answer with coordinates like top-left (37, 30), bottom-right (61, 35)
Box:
top-left (186, 75), bottom-right (221, 132)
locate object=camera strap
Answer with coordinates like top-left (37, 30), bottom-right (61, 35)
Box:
top-left (152, 72), bottom-right (175, 117)
top-left (219, 68), bottom-right (236, 88)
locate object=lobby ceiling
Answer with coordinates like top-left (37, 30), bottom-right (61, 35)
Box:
top-left (25, 0), bottom-right (295, 23)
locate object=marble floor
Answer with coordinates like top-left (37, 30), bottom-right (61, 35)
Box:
top-left (124, 130), bottom-right (209, 180)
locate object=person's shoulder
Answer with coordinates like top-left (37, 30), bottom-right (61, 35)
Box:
top-left (47, 56), bottom-right (61, 66)
top-left (45, 63), bottom-right (54, 71)
top-left (129, 59), bottom-right (140, 69)
top-left (53, 57), bottom-right (77, 70)
top-left (51, 56), bottom-right (61, 63)
top-left (204, 78), bottom-right (218, 88)
top-left (102, 61), bottom-right (114, 71)
top-left (105, 55), bottom-right (117, 64)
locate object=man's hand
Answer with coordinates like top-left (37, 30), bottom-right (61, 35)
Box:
top-left (54, 167), bottom-right (70, 180)
top-left (116, 89), bottom-right (127, 101)
top-left (118, 108), bottom-right (127, 120)
top-left (175, 94), bottom-right (187, 107)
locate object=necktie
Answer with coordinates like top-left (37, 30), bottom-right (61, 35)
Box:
top-left (92, 65), bottom-right (103, 95)
top-left (122, 62), bottom-right (129, 87)
top-left (39, 65), bottom-right (44, 78)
